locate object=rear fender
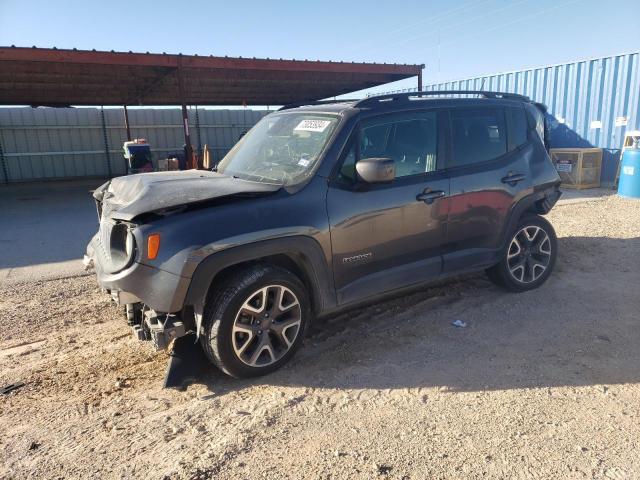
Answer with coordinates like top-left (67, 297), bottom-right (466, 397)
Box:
top-left (499, 186), bottom-right (561, 252)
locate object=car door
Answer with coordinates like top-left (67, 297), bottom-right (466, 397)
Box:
top-left (443, 104), bottom-right (533, 273)
top-left (326, 109), bottom-right (450, 305)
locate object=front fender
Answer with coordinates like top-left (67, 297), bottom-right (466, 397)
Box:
top-left (183, 235), bottom-right (336, 337)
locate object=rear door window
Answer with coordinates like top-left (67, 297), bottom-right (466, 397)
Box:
top-left (450, 107), bottom-right (507, 167)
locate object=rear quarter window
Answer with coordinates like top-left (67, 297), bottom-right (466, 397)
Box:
top-left (506, 107), bottom-right (529, 151)
top-left (526, 103), bottom-right (547, 148)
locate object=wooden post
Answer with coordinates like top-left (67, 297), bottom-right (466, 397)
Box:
top-left (203, 144), bottom-right (211, 170)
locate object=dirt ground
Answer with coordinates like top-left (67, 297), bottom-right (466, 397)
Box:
top-left (1, 193), bottom-right (639, 480)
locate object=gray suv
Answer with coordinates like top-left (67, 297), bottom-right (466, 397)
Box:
top-left (85, 91), bottom-right (561, 378)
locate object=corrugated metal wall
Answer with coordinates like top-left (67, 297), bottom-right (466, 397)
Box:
top-left (0, 107), bottom-right (266, 183)
top-left (421, 52), bottom-right (640, 185)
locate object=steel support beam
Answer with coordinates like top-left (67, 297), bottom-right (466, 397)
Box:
top-left (100, 106), bottom-right (112, 177)
top-left (123, 105), bottom-right (132, 141)
top-left (0, 130), bottom-right (8, 184)
top-left (195, 106), bottom-right (203, 165)
top-left (177, 55), bottom-right (193, 169)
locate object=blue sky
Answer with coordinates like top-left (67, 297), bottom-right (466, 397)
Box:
top-left (1, 0), bottom-right (638, 96)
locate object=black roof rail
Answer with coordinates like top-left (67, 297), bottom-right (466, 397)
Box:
top-left (354, 90), bottom-right (530, 108)
top-left (278, 98), bottom-right (359, 111)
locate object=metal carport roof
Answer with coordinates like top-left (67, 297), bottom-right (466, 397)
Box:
top-left (0, 46), bottom-right (424, 107)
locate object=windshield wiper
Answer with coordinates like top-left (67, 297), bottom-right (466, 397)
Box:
top-left (231, 172), bottom-right (283, 185)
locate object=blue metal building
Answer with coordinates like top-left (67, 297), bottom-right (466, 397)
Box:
top-left (422, 52), bottom-right (640, 185)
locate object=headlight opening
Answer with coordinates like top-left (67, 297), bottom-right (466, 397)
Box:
top-left (109, 223), bottom-right (136, 271)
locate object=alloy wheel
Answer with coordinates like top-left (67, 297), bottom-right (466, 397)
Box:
top-left (232, 285), bottom-right (302, 367)
top-left (507, 225), bottom-right (552, 284)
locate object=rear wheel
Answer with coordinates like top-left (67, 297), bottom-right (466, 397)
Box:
top-left (200, 264), bottom-right (310, 378)
top-left (486, 215), bottom-right (557, 292)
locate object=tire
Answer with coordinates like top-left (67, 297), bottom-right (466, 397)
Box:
top-left (200, 264), bottom-right (310, 378)
top-left (486, 215), bottom-right (557, 292)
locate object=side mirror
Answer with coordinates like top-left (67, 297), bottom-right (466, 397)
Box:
top-left (355, 157), bottom-right (395, 184)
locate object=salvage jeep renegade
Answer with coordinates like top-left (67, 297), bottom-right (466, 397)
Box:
top-left (85, 91), bottom-right (561, 378)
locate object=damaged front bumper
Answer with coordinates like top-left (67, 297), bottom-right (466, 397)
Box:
top-left (85, 236), bottom-right (192, 350)
top-left (82, 253), bottom-right (94, 270)
top-left (132, 310), bottom-right (186, 351)
top-left (86, 235), bottom-right (190, 313)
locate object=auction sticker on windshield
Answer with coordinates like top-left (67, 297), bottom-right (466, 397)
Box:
top-left (294, 119), bottom-right (332, 132)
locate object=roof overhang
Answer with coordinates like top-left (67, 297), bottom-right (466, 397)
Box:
top-left (0, 46), bottom-right (423, 107)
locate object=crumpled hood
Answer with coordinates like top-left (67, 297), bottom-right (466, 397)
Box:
top-left (94, 170), bottom-right (280, 221)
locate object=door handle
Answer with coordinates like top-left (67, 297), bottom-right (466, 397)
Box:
top-left (416, 189), bottom-right (446, 205)
top-left (501, 173), bottom-right (526, 185)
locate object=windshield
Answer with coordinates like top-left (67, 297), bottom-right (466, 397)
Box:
top-left (217, 112), bottom-right (340, 185)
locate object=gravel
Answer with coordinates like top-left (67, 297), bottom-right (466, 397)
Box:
top-left (1, 193), bottom-right (639, 479)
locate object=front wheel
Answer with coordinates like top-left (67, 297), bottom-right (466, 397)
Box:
top-left (486, 215), bottom-right (557, 292)
top-left (200, 264), bottom-right (310, 378)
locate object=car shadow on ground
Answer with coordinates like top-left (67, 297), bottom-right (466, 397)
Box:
top-left (174, 235), bottom-right (640, 397)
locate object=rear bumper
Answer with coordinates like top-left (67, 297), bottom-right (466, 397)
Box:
top-left (86, 237), bottom-right (189, 313)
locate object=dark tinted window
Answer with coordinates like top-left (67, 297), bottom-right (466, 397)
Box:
top-left (506, 107), bottom-right (528, 150)
top-left (361, 124), bottom-right (390, 158)
top-left (450, 108), bottom-right (506, 167)
top-left (361, 111), bottom-right (438, 177)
